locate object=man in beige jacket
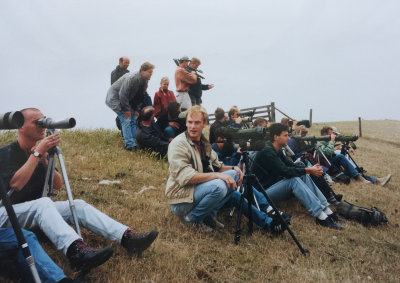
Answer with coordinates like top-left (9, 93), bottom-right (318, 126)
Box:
top-left (166, 106), bottom-right (243, 232)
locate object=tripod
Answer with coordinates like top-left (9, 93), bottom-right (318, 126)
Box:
top-left (340, 143), bottom-right (365, 174)
top-left (233, 143), bottom-right (309, 255)
top-left (41, 129), bottom-right (81, 237)
top-left (0, 177), bottom-right (41, 283)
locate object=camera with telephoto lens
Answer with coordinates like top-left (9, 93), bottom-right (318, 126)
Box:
top-left (0, 111), bottom-right (24, 130)
top-left (35, 117), bottom-right (76, 129)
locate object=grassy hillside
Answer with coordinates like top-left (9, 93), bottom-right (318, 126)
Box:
top-left (0, 120), bottom-right (399, 282)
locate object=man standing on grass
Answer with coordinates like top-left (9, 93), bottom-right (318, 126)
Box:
top-left (106, 62), bottom-right (155, 151)
top-left (111, 56), bottom-right (130, 84)
top-left (0, 108), bottom-right (158, 274)
top-left (174, 56), bottom-right (197, 111)
top-left (251, 123), bottom-right (343, 230)
top-left (188, 57), bottom-right (214, 106)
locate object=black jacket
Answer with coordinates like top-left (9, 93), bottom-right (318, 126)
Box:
top-left (136, 122), bottom-right (169, 157)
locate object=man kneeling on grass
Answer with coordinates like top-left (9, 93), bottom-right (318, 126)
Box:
top-left (165, 106), bottom-right (288, 234)
top-left (0, 108), bottom-right (158, 274)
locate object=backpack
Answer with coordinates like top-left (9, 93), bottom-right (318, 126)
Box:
top-left (334, 200), bottom-right (388, 226)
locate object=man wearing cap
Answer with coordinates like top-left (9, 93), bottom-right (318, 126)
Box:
top-left (174, 56), bottom-right (197, 111)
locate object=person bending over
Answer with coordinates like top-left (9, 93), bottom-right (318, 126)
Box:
top-left (251, 123), bottom-right (343, 230)
top-left (0, 108), bottom-right (158, 274)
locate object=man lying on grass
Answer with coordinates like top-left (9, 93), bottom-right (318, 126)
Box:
top-left (0, 108), bottom-right (158, 274)
top-left (166, 105), bottom-right (289, 234)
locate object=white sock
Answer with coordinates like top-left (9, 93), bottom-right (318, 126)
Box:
top-left (324, 207), bottom-right (333, 215)
top-left (266, 206), bottom-right (273, 213)
top-left (317, 211), bottom-right (328, 220)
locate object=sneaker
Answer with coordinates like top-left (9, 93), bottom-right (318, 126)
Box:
top-left (121, 229), bottom-right (158, 257)
top-left (376, 174), bottom-right (392, 186)
top-left (316, 217), bottom-right (344, 230)
top-left (203, 215), bottom-right (224, 229)
top-left (66, 239), bottom-right (113, 272)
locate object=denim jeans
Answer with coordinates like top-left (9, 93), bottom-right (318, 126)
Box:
top-left (117, 109), bottom-right (137, 149)
top-left (0, 197), bottom-right (128, 255)
top-left (265, 175), bottom-right (329, 217)
top-left (170, 170), bottom-right (238, 223)
top-left (331, 154), bottom-right (359, 177)
top-left (230, 188), bottom-right (272, 230)
top-left (163, 126), bottom-right (176, 139)
top-left (0, 228), bottom-right (66, 283)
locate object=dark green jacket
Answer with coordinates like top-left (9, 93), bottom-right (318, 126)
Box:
top-left (111, 65), bottom-right (129, 85)
top-left (251, 141), bottom-right (306, 188)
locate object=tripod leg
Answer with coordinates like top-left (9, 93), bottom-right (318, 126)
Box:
top-left (42, 154), bottom-right (55, 198)
top-left (254, 178), bottom-right (309, 255)
top-left (56, 148), bottom-right (82, 237)
top-left (234, 191), bottom-right (245, 244)
top-left (0, 179), bottom-right (41, 283)
top-left (245, 182), bottom-right (253, 235)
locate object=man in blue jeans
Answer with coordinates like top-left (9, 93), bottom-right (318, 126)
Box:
top-left (251, 123), bottom-right (343, 230)
top-left (0, 228), bottom-right (79, 282)
top-left (317, 126), bottom-right (391, 186)
top-left (106, 62), bottom-right (155, 151)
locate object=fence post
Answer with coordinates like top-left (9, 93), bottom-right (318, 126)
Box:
top-left (309, 109), bottom-right (313, 127)
top-left (270, 102), bottom-right (276, 122)
top-left (358, 117), bottom-right (362, 137)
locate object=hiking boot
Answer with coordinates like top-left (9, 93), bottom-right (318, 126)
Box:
top-left (66, 239), bottom-right (113, 272)
top-left (269, 217), bottom-right (287, 235)
top-left (203, 215), bottom-right (224, 229)
top-left (376, 174), bottom-right (392, 186)
top-left (354, 175), bottom-right (371, 184)
top-left (316, 217), bottom-right (343, 230)
top-left (121, 229), bottom-right (158, 257)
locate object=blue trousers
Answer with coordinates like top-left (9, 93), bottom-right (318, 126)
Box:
top-left (265, 175), bottom-right (329, 217)
top-left (331, 154), bottom-right (376, 182)
top-left (117, 109), bottom-right (137, 149)
top-left (0, 228), bottom-right (66, 283)
top-left (170, 170), bottom-right (238, 223)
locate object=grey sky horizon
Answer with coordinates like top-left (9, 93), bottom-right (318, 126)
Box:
top-left (1, 0), bottom-right (399, 129)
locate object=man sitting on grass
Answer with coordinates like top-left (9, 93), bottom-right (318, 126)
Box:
top-left (251, 123), bottom-right (343, 230)
top-left (0, 108), bottom-right (158, 274)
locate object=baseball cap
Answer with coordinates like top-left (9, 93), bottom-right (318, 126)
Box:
top-left (179, 56), bottom-right (190, 61)
top-left (331, 126), bottom-right (341, 135)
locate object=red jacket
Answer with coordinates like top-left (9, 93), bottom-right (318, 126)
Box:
top-left (153, 88), bottom-right (176, 118)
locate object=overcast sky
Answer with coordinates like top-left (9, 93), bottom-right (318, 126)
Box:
top-left (1, 0), bottom-right (399, 129)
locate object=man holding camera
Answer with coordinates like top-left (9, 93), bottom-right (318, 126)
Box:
top-left (174, 56), bottom-right (197, 111)
top-left (188, 57), bottom-right (214, 106)
top-left (106, 62), bottom-right (155, 151)
top-left (0, 108), bottom-right (158, 273)
top-left (251, 123), bottom-right (343, 229)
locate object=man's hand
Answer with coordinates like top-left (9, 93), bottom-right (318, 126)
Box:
top-left (217, 173), bottom-right (238, 190)
top-left (169, 122), bottom-right (180, 129)
top-left (330, 133), bottom-right (336, 142)
top-left (208, 84), bottom-right (214, 89)
top-left (35, 134), bottom-right (61, 156)
top-left (232, 166), bottom-right (244, 186)
top-left (234, 117), bottom-right (243, 124)
top-left (123, 110), bottom-right (131, 119)
top-left (305, 164), bottom-right (324, 177)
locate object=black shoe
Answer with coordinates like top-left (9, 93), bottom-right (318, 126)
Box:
top-left (316, 217), bottom-right (343, 230)
top-left (267, 209), bottom-right (292, 225)
top-left (335, 194), bottom-right (343, 202)
top-left (269, 217), bottom-right (287, 235)
top-left (203, 215), bottom-right (224, 229)
top-left (328, 212), bottom-right (345, 223)
top-left (66, 239), bottom-right (113, 272)
top-left (121, 229), bottom-right (158, 257)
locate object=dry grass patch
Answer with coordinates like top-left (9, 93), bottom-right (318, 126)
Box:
top-left (0, 120), bottom-right (399, 282)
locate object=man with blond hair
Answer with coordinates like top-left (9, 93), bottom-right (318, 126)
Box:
top-left (174, 56), bottom-right (197, 111)
top-left (188, 57), bottom-right (214, 106)
top-left (106, 62), bottom-right (155, 151)
top-left (166, 105), bottom-right (243, 232)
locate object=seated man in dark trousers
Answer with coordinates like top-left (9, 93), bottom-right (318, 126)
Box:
top-left (136, 106), bottom-right (170, 157)
top-left (0, 108), bottom-right (158, 274)
top-left (251, 123), bottom-right (343, 230)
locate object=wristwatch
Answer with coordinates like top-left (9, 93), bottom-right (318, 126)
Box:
top-left (32, 151), bottom-right (42, 158)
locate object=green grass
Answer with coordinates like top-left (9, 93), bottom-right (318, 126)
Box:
top-left (1, 120), bottom-right (399, 282)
